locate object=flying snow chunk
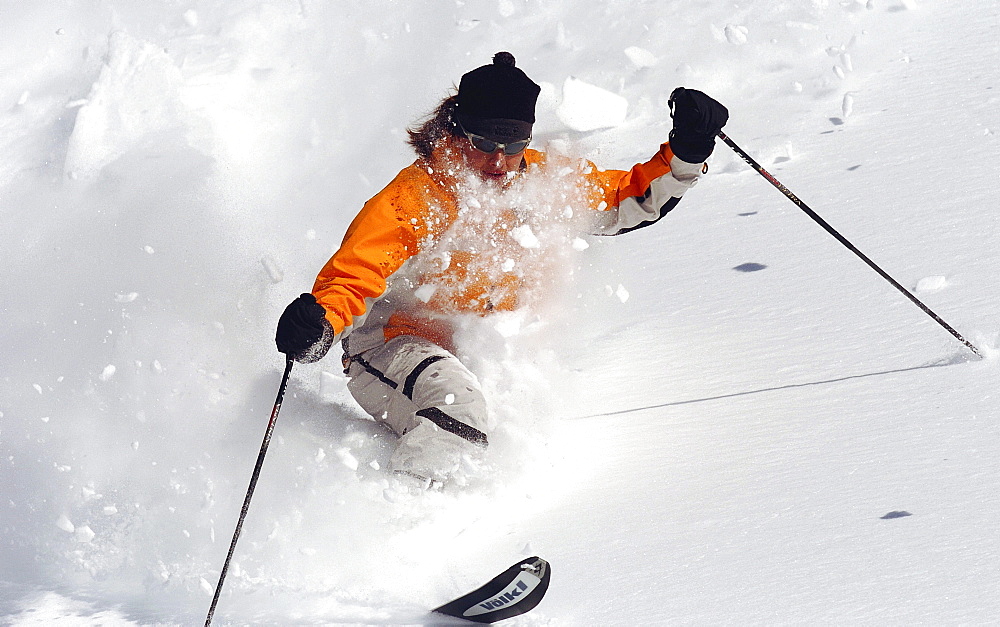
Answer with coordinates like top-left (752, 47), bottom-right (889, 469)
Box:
top-left (615, 284), bottom-right (630, 303)
top-left (624, 46), bottom-right (658, 68)
top-left (725, 24), bottom-right (749, 45)
top-left (75, 526), bottom-right (96, 543)
top-left (335, 447), bottom-right (359, 471)
top-left (510, 224), bottom-right (541, 249)
top-left (841, 52), bottom-right (854, 72)
top-left (415, 284), bottom-right (437, 303)
top-left (842, 93), bottom-right (855, 118)
top-left (260, 256), bottom-right (284, 283)
top-left (556, 77), bottom-right (629, 132)
top-left (494, 315), bottom-right (522, 338)
top-left (915, 275), bottom-right (948, 292)
top-left (56, 515), bottom-right (75, 533)
top-left (100, 364), bottom-right (117, 381)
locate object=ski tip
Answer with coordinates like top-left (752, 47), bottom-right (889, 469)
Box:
top-left (432, 556), bottom-right (551, 624)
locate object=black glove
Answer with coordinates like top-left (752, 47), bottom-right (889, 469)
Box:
top-left (668, 87), bottom-right (729, 163)
top-left (275, 293), bottom-right (333, 363)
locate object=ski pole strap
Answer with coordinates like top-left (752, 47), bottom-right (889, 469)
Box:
top-left (718, 132), bottom-right (982, 359)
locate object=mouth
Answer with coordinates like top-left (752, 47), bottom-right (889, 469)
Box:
top-left (480, 170), bottom-right (511, 183)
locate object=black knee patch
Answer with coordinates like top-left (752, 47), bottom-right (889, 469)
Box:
top-left (416, 407), bottom-right (489, 448)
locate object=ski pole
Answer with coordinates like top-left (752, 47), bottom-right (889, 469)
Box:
top-left (206, 357), bottom-right (295, 626)
top-left (717, 131), bottom-right (982, 359)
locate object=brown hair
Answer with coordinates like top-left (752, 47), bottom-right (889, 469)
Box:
top-left (406, 94), bottom-right (462, 160)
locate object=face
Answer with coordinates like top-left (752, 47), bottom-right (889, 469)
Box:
top-left (457, 137), bottom-right (526, 185)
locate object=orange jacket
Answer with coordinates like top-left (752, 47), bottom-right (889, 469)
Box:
top-left (313, 139), bottom-right (702, 355)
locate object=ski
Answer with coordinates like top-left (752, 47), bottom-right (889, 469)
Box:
top-left (432, 556), bottom-right (551, 624)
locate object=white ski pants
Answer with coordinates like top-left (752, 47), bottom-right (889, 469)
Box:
top-left (344, 335), bottom-right (489, 484)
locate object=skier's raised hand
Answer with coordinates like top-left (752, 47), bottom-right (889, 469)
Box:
top-left (668, 87), bottom-right (729, 163)
top-left (275, 293), bottom-right (333, 363)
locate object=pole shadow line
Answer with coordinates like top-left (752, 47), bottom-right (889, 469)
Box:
top-left (573, 355), bottom-right (968, 420)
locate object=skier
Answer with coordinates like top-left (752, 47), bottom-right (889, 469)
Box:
top-left (275, 52), bottom-right (727, 488)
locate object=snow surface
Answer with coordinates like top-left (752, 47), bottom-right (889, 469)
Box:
top-left (2, 0), bottom-right (1000, 624)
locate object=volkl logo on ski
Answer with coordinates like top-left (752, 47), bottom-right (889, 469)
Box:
top-left (478, 580), bottom-right (527, 610)
top-left (433, 556), bottom-right (550, 623)
top-left (463, 571), bottom-right (541, 617)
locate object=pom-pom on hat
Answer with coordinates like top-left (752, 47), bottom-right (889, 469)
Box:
top-left (457, 52), bottom-right (540, 143)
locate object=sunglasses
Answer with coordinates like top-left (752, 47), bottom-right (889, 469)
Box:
top-left (459, 123), bottom-right (531, 156)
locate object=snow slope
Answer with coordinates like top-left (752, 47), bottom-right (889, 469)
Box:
top-left (2, 0), bottom-right (998, 624)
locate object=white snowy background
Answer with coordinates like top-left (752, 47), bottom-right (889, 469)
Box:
top-left (2, 0), bottom-right (999, 624)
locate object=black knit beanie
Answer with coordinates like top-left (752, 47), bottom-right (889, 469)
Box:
top-left (456, 52), bottom-right (540, 143)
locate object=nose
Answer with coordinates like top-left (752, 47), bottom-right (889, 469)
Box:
top-left (489, 149), bottom-right (505, 166)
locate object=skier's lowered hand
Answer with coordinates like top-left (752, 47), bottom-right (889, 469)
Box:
top-left (668, 87), bottom-right (729, 163)
top-left (275, 293), bottom-right (334, 363)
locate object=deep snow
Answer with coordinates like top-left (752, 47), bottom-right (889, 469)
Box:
top-left (2, 0), bottom-right (999, 625)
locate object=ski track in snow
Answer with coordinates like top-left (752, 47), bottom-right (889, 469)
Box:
top-left (2, 0), bottom-right (1000, 624)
